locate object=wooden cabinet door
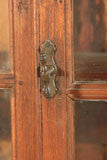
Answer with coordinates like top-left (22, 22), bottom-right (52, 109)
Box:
top-left (2, 0), bottom-right (107, 160)
top-left (0, 0), bottom-right (41, 160)
top-left (34, 0), bottom-right (107, 160)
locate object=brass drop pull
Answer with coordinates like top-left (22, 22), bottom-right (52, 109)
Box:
top-left (40, 40), bottom-right (57, 99)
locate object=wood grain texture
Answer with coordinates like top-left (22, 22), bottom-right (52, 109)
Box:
top-left (67, 88), bottom-right (107, 100)
top-left (1, 0), bottom-right (107, 160)
top-left (68, 81), bottom-right (107, 89)
top-left (67, 97), bottom-right (75, 160)
top-left (38, 0), bottom-right (67, 159)
top-left (13, 0), bottom-right (42, 160)
top-left (67, 82), bottom-right (107, 100)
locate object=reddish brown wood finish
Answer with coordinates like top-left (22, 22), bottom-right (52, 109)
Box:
top-left (67, 97), bottom-right (75, 160)
top-left (0, 0), bottom-right (107, 160)
top-left (13, 0), bottom-right (42, 160)
top-left (66, 82), bottom-right (107, 100)
top-left (0, 0), bottom-right (68, 159)
top-left (0, 0), bottom-right (42, 160)
top-left (11, 88), bottom-right (16, 160)
top-left (65, 0), bottom-right (107, 160)
top-left (67, 88), bottom-right (107, 100)
top-left (38, 0), bottom-right (67, 160)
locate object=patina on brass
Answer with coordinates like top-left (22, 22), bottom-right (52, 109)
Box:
top-left (40, 40), bottom-right (57, 99)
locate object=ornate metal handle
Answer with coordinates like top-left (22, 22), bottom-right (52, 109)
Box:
top-left (40, 40), bottom-right (57, 99)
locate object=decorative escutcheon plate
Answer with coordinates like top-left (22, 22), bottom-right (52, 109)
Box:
top-left (40, 40), bottom-right (57, 99)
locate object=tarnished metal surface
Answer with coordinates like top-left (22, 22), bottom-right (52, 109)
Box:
top-left (40, 40), bottom-right (57, 99)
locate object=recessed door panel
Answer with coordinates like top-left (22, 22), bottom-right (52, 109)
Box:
top-left (0, 0), bottom-right (10, 73)
top-left (75, 101), bottom-right (107, 160)
top-left (74, 0), bottom-right (107, 81)
top-left (0, 89), bottom-right (11, 160)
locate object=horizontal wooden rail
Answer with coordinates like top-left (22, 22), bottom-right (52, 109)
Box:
top-left (0, 74), bottom-right (15, 88)
top-left (0, 73), bottom-right (14, 79)
top-left (67, 88), bottom-right (107, 100)
top-left (68, 81), bottom-right (107, 89)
